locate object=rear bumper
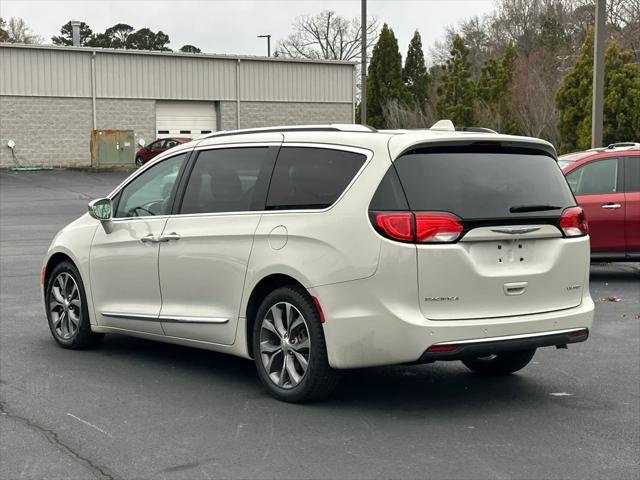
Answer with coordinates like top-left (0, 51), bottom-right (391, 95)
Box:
top-left (417, 327), bottom-right (589, 362)
top-left (311, 277), bottom-right (595, 369)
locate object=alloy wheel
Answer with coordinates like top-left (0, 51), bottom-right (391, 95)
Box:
top-left (49, 272), bottom-right (81, 340)
top-left (259, 302), bottom-right (310, 389)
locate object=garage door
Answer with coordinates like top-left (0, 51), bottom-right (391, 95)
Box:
top-left (156, 101), bottom-right (216, 139)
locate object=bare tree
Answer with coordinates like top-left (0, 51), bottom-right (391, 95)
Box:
top-left (276, 10), bottom-right (379, 61)
top-left (509, 51), bottom-right (561, 144)
top-left (5, 17), bottom-right (43, 44)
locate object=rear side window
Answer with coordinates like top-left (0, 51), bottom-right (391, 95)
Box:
top-left (625, 157), bottom-right (640, 192)
top-left (565, 158), bottom-right (618, 195)
top-left (266, 147), bottom-right (366, 210)
top-left (180, 147), bottom-right (272, 214)
top-left (390, 146), bottom-right (575, 219)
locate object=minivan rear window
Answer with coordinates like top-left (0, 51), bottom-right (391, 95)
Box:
top-left (392, 146), bottom-right (575, 219)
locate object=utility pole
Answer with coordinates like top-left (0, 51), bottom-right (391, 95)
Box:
top-left (258, 34), bottom-right (271, 57)
top-left (360, 0), bottom-right (367, 125)
top-left (591, 0), bottom-right (605, 148)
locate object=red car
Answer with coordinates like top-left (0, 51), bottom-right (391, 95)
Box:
top-left (135, 137), bottom-right (191, 166)
top-left (559, 143), bottom-right (640, 261)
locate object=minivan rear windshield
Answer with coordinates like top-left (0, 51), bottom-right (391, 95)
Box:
top-left (393, 146), bottom-right (575, 219)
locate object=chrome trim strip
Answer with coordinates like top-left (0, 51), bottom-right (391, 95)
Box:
top-left (108, 142), bottom-right (373, 220)
top-left (490, 227), bottom-right (541, 235)
top-left (159, 315), bottom-right (229, 324)
top-left (101, 312), bottom-right (159, 321)
top-left (436, 328), bottom-right (587, 346)
top-left (193, 141), bottom-right (282, 151)
top-left (101, 312), bottom-right (229, 324)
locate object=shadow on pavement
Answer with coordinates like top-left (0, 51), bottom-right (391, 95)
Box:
top-left (93, 333), bottom-right (556, 412)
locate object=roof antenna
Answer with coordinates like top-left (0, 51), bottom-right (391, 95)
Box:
top-left (430, 119), bottom-right (455, 132)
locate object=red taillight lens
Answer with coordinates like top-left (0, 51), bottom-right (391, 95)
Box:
top-left (415, 213), bottom-right (464, 243)
top-left (559, 206), bottom-right (588, 237)
top-left (375, 212), bottom-right (414, 242)
top-left (373, 211), bottom-right (464, 243)
top-left (568, 328), bottom-right (589, 338)
top-left (425, 344), bottom-right (459, 353)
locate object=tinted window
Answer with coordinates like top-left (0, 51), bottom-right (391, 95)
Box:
top-left (180, 147), bottom-right (271, 214)
top-left (625, 156), bottom-right (640, 192)
top-left (566, 158), bottom-right (618, 195)
top-left (369, 165), bottom-right (409, 210)
top-left (115, 153), bottom-right (186, 218)
top-left (393, 147), bottom-right (575, 219)
top-left (267, 147), bottom-right (366, 210)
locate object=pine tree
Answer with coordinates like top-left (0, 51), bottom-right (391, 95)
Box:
top-left (436, 35), bottom-right (476, 127)
top-left (556, 29), bottom-right (594, 153)
top-left (603, 41), bottom-right (640, 145)
top-left (366, 23), bottom-right (409, 128)
top-left (403, 30), bottom-right (429, 109)
top-left (557, 29), bottom-right (640, 153)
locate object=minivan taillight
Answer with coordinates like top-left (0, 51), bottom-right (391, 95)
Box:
top-left (372, 211), bottom-right (463, 243)
top-left (559, 206), bottom-right (588, 237)
top-left (415, 213), bottom-right (463, 243)
top-left (374, 212), bottom-right (414, 242)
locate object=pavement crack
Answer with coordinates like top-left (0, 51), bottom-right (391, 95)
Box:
top-left (0, 399), bottom-right (120, 480)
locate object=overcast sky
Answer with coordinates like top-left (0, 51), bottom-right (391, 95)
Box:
top-left (2, 0), bottom-right (496, 60)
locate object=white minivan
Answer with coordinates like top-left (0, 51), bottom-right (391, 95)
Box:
top-left (42, 122), bottom-right (594, 402)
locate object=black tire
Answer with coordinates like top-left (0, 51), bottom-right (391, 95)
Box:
top-left (252, 286), bottom-right (340, 402)
top-left (45, 261), bottom-right (103, 349)
top-left (461, 349), bottom-right (536, 376)
top-left (135, 156), bottom-right (143, 167)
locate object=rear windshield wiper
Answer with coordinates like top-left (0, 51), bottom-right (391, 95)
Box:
top-left (509, 204), bottom-right (563, 213)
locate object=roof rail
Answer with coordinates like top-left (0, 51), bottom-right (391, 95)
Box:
top-left (199, 124), bottom-right (376, 140)
top-left (455, 126), bottom-right (498, 134)
top-left (606, 142), bottom-right (640, 149)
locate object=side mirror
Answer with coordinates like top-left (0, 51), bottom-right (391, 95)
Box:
top-left (88, 198), bottom-right (112, 220)
top-left (88, 198), bottom-right (114, 233)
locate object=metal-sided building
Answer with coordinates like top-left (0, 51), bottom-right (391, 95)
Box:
top-left (0, 44), bottom-right (356, 168)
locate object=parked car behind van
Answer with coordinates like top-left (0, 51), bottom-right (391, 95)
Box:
top-left (135, 137), bottom-right (191, 166)
top-left (560, 143), bottom-right (640, 261)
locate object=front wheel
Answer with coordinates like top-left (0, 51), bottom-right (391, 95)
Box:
top-left (46, 261), bottom-right (103, 349)
top-left (461, 349), bottom-right (536, 376)
top-left (253, 287), bottom-right (340, 402)
top-left (135, 156), bottom-right (144, 167)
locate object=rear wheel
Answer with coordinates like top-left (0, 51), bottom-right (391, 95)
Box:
top-left (135, 156), bottom-right (143, 167)
top-left (253, 286), bottom-right (339, 402)
top-left (461, 349), bottom-right (536, 375)
top-left (46, 261), bottom-right (103, 349)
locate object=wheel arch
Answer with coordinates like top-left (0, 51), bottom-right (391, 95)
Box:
top-left (244, 273), bottom-right (307, 358)
top-left (44, 252), bottom-right (76, 288)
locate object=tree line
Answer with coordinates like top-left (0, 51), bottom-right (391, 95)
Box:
top-left (2, 2), bottom-right (638, 152)
top-left (356, 0), bottom-right (639, 153)
top-left (0, 17), bottom-right (201, 53)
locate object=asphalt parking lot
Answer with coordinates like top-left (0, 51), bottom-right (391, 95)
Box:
top-left (1, 169), bottom-right (638, 480)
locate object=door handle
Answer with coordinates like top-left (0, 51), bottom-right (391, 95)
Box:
top-left (160, 232), bottom-right (181, 242)
top-left (601, 203), bottom-right (621, 209)
top-left (140, 234), bottom-right (162, 243)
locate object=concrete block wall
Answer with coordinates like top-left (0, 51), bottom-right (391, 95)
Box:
top-left (0, 96), bottom-right (93, 168)
top-left (238, 101), bottom-right (353, 129)
top-left (217, 100), bottom-right (353, 131)
top-left (95, 99), bottom-right (155, 151)
top-left (1, 96), bottom-right (354, 168)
